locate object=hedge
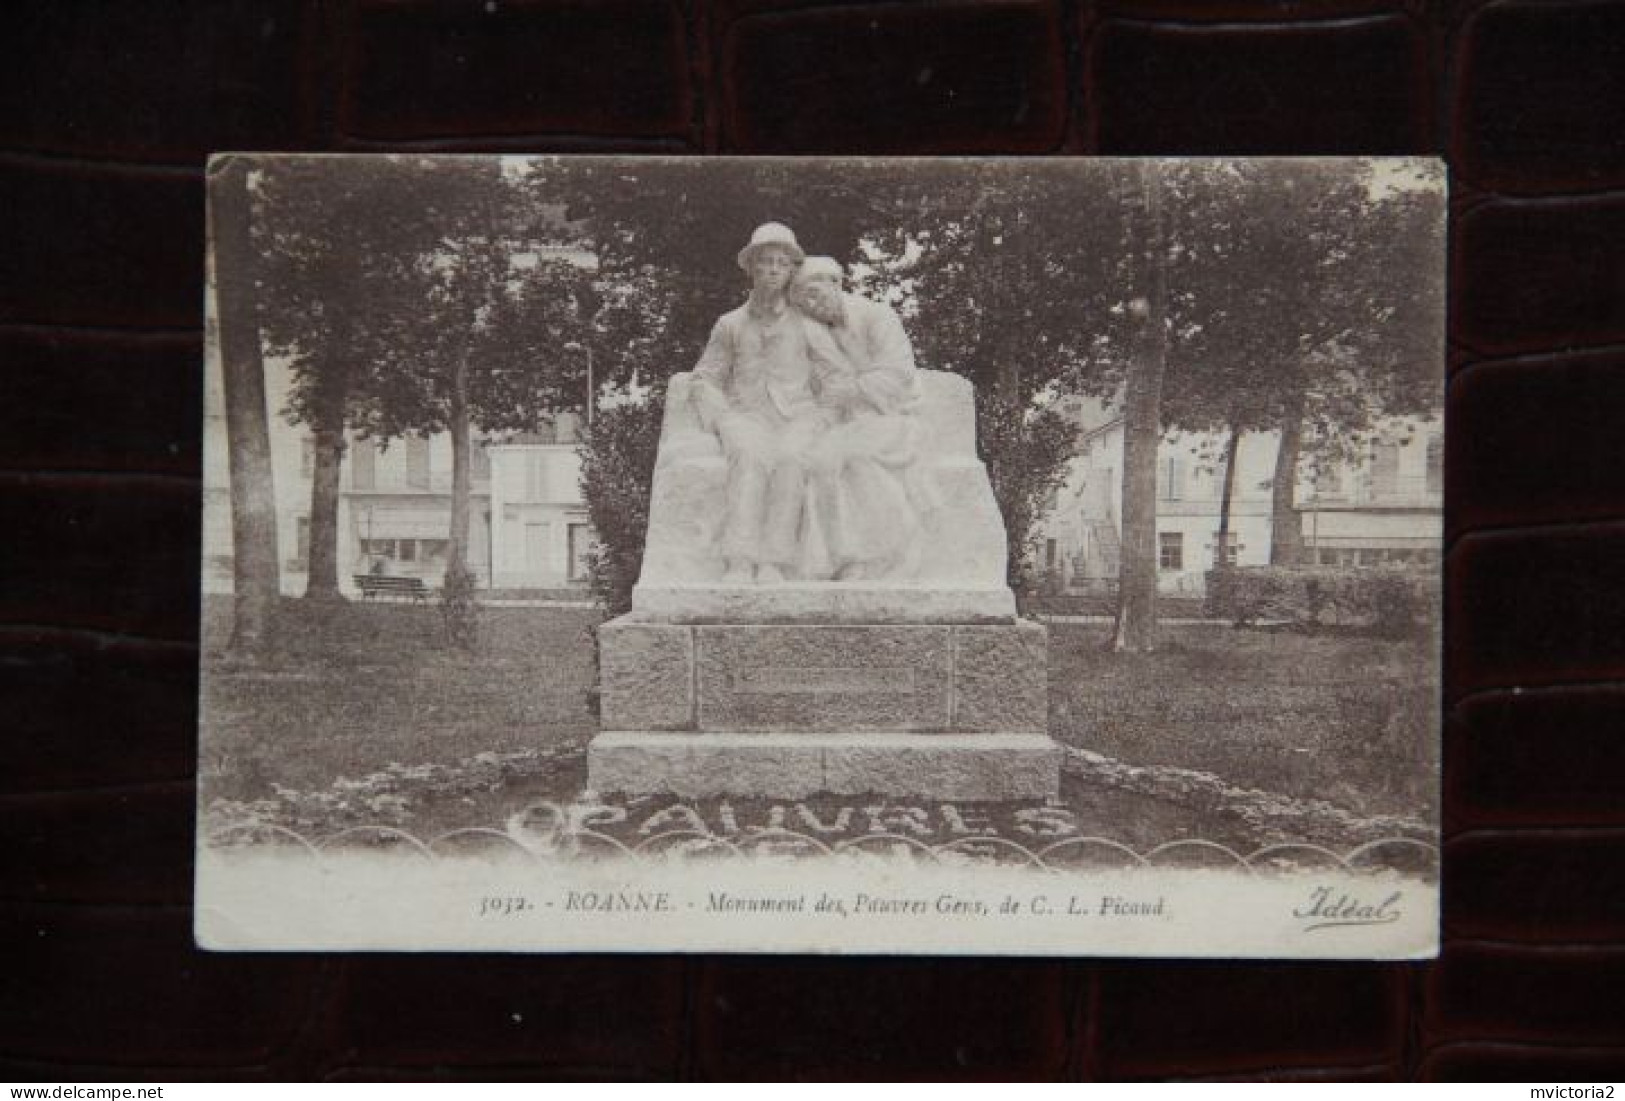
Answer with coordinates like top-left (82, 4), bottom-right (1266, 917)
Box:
top-left (1205, 565), bottom-right (1439, 639)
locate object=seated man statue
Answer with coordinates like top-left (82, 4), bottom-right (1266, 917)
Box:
top-left (688, 222), bottom-right (837, 583)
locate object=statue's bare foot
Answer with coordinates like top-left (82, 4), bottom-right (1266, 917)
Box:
top-left (836, 561), bottom-right (870, 581)
top-left (756, 563), bottom-right (785, 584)
top-left (722, 560), bottom-right (753, 583)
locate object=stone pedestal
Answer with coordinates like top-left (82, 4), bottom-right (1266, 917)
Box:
top-left (589, 615), bottom-right (1061, 800)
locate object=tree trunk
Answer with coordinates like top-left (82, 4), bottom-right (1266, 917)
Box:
top-left (1270, 405), bottom-right (1306, 565)
top-left (1113, 162), bottom-right (1169, 653)
top-left (447, 356), bottom-right (473, 580)
top-left (304, 415), bottom-right (346, 601)
top-left (438, 354), bottom-right (480, 651)
top-left (209, 156), bottom-right (280, 656)
top-left (993, 355), bottom-right (1029, 602)
top-left (1213, 424), bottom-right (1241, 570)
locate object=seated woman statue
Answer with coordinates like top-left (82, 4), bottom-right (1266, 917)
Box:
top-left (793, 256), bottom-right (930, 582)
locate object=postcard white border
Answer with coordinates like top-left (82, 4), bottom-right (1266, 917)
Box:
top-left (196, 848), bottom-right (1437, 958)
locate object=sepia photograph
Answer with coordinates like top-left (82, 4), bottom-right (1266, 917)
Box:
top-left (196, 155), bottom-right (1445, 956)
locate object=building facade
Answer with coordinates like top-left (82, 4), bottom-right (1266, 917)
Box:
top-left (203, 349), bottom-right (595, 596)
top-left (1038, 397), bottom-right (1443, 596)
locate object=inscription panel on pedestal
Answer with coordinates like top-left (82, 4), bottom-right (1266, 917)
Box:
top-left (734, 666), bottom-right (915, 695)
top-left (697, 625), bottom-right (951, 732)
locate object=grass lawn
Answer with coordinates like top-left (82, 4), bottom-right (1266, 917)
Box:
top-left (201, 598), bottom-right (1438, 840)
top-left (201, 597), bottom-right (600, 802)
top-left (1048, 622), bottom-right (1439, 822)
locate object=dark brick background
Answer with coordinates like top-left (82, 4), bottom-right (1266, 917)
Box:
top-left (2, 0), bottom-right (1622, 1081)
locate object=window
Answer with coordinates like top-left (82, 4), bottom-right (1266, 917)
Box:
top-left (1425, 434), bottom-right (1443, 496)
top-left (1317, 547), bottom-right (1366, 568)
top-left (555, 412), bottom-right (582, 444)
top-left (525, 523), bottom-right (552, 569)
top-left (1159, 456), bottom-right (1185, 501)
top-left (525, 454), bottom-right (545, 502)
top-left (1045, 538), bottom-right (1058, 571)
top-left (300, 438), bottom-right (315, 478)
top-left (568, 522), bottom-right (597, 582)
top-left (351, 440), bottom-right (376, 490)
top-left (1158, 531), bottom-right (1183, 570)
top-left (360, 538), bottom-right (444, 566)
top-left (1314, 466), bottom-right (1343, 499)
top-left (1213, 530), bottom-right (1240, 567)
top-left (295, 517), bottom-right (310, 562)
top-left (1369, 442), bottom-right (1400, 500)
top-left (405, 436), bottom-right (431, 489)
top-left (472, 440), bottom-right (491, 481)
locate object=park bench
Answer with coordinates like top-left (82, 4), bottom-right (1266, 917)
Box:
top-left (353, 575), bottom-right (429, 603)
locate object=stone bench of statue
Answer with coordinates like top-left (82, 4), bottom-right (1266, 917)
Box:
top-left (630, 369), bottom-right (1017, 625)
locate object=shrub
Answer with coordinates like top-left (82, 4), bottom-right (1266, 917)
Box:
top-left (578, 398), bottom-right (665, 618)
top-left (575, 397), bottom-right (665, 716)
top-left (977, 390), bottom-right (1079, 608)
top-left (1350, 569), bottom-right (1440, 640)
top-left (1206, 565), bottom-right (1437, 638)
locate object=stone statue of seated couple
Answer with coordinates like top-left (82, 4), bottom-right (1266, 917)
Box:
top-left (633, 222), bottom-right (1013, 621)
top-left (688, 222), bottom-right (927, 584)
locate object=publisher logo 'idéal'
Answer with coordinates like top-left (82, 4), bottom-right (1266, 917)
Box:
top-left (1293, 887), bottom-right (1403, 933)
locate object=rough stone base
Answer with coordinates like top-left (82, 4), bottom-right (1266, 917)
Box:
top-left (587, 731), bottom-right (1063, 801)
top-left (598, 617), bottom-right (1048, 734)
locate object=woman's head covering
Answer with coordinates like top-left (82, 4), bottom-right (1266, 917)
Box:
top-left (794, 255), bottom-right (844, 285)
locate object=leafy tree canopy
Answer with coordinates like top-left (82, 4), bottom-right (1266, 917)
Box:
top-left (1156, 159), bottom-right (1445, 469)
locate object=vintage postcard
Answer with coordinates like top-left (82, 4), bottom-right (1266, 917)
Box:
top-left (197, 155), bottom-right (1445, 956)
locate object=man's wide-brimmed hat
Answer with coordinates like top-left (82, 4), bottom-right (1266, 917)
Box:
top-left (737, 222), bottom-right (805, 271)
top-left (795, 256), bottom-right (844, 284)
